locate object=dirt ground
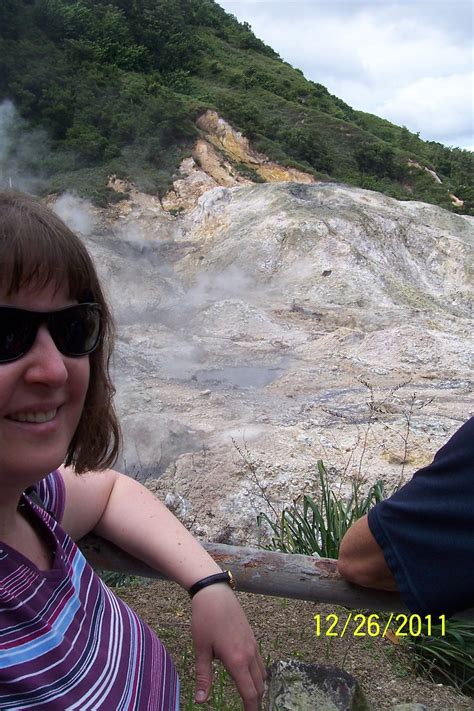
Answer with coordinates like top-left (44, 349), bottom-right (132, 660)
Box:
top-left (116, 580), bottom-right (474, 710)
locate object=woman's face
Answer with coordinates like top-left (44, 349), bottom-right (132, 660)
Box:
top-left (0, 282), bottom-right (90, 491)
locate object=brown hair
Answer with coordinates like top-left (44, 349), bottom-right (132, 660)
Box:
top-left (0, 191), bottom-right (121, 472)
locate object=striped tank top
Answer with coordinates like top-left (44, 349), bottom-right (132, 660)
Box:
top-left (0, 471), bottom-right (179, 710)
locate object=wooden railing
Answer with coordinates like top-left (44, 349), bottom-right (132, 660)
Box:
top-left (79, 534), bottom-right (473, 619)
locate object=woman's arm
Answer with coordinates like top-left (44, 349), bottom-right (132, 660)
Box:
top-left (60, 466), bottom-right (223, 586)
top-left (59, 466), bottom-right (266, 708)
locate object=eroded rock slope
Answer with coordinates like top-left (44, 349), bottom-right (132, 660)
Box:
top-left (56, 183), bottom-right (473, 543)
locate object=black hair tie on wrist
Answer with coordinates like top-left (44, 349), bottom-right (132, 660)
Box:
top-left (188, 571), bottom-right (235, 599)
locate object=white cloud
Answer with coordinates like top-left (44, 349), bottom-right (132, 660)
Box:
top-left (377, 72), bottom-right (473, 143)
top-left (217, 0), bottom-right (474, 149)
top-left (353, 15), bottom-right (470, 85)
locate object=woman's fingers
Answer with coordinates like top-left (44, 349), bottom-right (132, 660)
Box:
top-left (191, 585), bottom-right (267, 708)
top-left (193, 646), bottom-right (212, 704)
top-left (229, 663), bottom-right (264, 711)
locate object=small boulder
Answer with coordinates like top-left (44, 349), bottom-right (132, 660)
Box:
top-left (264, 660), bottom-right (370, 710)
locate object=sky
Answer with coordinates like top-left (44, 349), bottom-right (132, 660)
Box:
top-left (217, 0), bottom-right (474, 150)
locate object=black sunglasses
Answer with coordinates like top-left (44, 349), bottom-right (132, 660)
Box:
top-left (0, 303), bottom-right (102, 363)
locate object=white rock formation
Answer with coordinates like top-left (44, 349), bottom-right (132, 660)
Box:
top-left (71, 182), bottom-right (473, 543)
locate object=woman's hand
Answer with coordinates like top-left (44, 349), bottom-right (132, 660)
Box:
top-left (191, 584), bottom-right (266, 709)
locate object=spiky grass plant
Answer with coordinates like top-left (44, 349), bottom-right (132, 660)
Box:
top-left (257, 459), bottom-right (388, 558)
top-left (411, 618), bottom-right (474, 695)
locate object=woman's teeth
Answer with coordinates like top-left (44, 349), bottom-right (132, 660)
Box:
top-left (8, 409), bottom-right (57, 423)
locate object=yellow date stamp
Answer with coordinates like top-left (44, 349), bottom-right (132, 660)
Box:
top-left (314, 613), bottom-right (446, 638)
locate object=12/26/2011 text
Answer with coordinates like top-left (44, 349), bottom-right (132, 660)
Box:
top-left (314, 613), bottom-right (446, 638)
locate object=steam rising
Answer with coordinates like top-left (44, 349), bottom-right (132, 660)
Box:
top-left (32, 192), bottom-right (283, 477)
top-left (53, 193), bottom-right (96, 236)
top-left (0, 100), bottom-right (52, 194)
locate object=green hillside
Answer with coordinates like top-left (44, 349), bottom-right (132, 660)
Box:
top-left (0, 0), bottom-right (472, 212)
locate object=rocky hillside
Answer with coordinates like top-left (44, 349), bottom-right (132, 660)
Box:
top-left (2, 0), bottom-right (473, 211)
top-left (54, 182), bottom-right (473, 544)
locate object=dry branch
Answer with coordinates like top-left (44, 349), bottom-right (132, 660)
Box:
top-left (79, 535), bottom-right (473, 618)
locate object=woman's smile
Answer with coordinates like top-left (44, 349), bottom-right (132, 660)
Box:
top-left (7, 408), bottom-right (58, 423)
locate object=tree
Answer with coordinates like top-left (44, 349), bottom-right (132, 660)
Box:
top-left (286, 127), bottom-right (333, 172)
top-left (355, 143), bottom-right (398, 179)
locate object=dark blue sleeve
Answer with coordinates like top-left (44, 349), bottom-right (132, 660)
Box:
top-left (368, 417), bottom-right (474, 617)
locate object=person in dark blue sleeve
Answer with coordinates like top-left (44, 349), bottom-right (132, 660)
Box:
top-left (337, 417), bottom-right (474, 617)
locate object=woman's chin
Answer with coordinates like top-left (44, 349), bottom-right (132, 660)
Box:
top-left (0, 452), bottom-right (67, 489)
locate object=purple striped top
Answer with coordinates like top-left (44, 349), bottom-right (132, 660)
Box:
top-left (0, 471), bottom-right (179, 710)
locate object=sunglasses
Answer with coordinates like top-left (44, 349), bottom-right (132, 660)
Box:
top-left (0, 303), bottom-right (102, 363)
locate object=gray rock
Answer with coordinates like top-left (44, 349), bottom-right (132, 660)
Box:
top-left (264, 660), bottom-right (370, 710)
top-left (391, 705), bottom-right (429, 711)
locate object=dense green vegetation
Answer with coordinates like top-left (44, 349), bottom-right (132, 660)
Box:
top-left (1, 0), bottom-right (472, 210)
